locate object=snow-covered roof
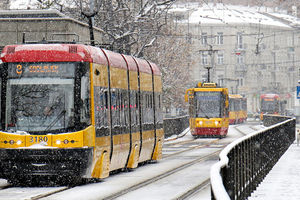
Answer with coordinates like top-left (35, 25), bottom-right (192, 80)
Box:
top-left (0, 9), bottom-right (68, 18)
top-left (9, 0), bottom-right (75, 10)
top-left (10, 0), bottom-right (38, 9)
top-left (267, 12), bottom-right (300, 27)
top-left (171, 3), bottom-right (297, 28)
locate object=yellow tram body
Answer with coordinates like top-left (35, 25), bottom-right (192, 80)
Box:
top-left (185, 83), bottom-right (229, 138)
top-left (229, 94), bottom-right (247, 124)
top-left (0, 43), bottom-right (163, 184)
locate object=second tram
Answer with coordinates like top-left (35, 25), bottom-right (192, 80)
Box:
top-left (229, 94), bottom-right (247, 124)
top-left (185, 82), bottom-right (229, 138)
top-left (260, 93), bottom-right (286, 120)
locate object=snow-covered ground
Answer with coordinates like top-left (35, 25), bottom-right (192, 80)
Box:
top-left (249, 141), bottom-right (300, 200)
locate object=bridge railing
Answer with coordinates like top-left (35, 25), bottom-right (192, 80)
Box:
top-left (210, 116), bottom-right (296, 200)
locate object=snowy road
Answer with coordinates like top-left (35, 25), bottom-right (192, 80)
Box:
top-left (0, 120), bottom-right (263, 200)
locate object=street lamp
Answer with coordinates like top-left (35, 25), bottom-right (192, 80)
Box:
top-left (204, 65), bottom-right (212, 82)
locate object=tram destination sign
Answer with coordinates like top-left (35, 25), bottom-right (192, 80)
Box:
top-left (7, 62), bottom-right (75, 78)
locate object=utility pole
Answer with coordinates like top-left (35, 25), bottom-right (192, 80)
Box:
top-left (199, 44), bottom-right (219, 82)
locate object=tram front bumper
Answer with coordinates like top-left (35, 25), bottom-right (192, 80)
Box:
top-left (0, 147), bottom-right (93, 179)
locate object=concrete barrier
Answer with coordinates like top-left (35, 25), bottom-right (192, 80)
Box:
top-left (163, 115), bottom-right (189, 138)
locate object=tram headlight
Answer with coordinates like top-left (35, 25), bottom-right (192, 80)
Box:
top-left (56, 140), bottom-right (61, 145)
top-left (16, 140), bottom-right (22, 145)
top-left (198, 121), bottom-right (203, 126)
top-left (214, 121), bottom-right (219, 126)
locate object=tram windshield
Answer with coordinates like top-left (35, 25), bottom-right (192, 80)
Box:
top-left (261, 99), bottom-right (279, 113)
top-left (195, 91), bottom-right (223, 118)
top-left (4, 62), bottom-right (90, 134)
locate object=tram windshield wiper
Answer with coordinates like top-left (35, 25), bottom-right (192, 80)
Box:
top-left (45, 110), bottom-right (66, 131)
top-left (197, 104), bottom-right (210, 119)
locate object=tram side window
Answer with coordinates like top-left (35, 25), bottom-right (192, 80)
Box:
top-left (136, 91), bottom-right (140, 127)
top-left (80, 72), bottom-right (90, 125)
top-left (119, 89), bottom-right (129, 134)
top-left (123, 90), bottom-right (129, 131)
top-left (130, 91), bottom-right (138, 132)
top-left (0, 70), bottom-right (1, 129)
top-left (155, 93), bottom-right (163, 127)
top-left (95, 87), bottom-right (109, 137)
top-left (143, 93), bottom-right (148, 124)
top-left (111, 90), bottom-right (121, 135)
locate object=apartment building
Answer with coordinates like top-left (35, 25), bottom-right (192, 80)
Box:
top-left (170, 3), bottom-right (300, 112)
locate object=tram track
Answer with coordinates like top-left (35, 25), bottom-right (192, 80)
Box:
top-left (0, 122), bottom-right (263, 200)
top-left (103, 149), bottom-right (223, 200)
top-left (163, 138), bottom-right (220, 159)
top-left (0, 185), bottom-right (70, 200)
top-left (176, 178), bottom-right (210, 200)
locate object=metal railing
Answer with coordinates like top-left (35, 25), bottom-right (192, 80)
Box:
top-left (210, 116), bottom-right (295, 200)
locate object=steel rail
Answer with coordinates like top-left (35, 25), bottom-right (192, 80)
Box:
top-left (104, 149), bottom-right (224, 200)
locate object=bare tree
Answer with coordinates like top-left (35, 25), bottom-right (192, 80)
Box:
top-left (53, 0), bottom-right (173, 56)
top-left (144, 21), bottom-right (191, 114)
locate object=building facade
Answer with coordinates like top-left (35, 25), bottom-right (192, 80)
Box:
top-left (0, 0), bottom-right (10, 10)
top-left (0, 9), bottom-right (104, 50)
top-left (170, 3), bottom-right (300, 113)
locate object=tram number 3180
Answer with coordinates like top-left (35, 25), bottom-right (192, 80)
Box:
top-left (29, 136), bottom-right (49, 143)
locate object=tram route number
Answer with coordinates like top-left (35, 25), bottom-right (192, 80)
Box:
top-left (16, 64), bottom-right (59, 75)
top-left (29, 136), bottom-right (49, 144)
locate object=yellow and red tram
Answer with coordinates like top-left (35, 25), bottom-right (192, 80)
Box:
top-left (228, 94), bottom-right (247, 124)
top-left (185, 82), bottom-right (229, 138)
top-left (0, 43), bottom-right (163, 185)
top-left (260, 93), bottom-right (286, 120)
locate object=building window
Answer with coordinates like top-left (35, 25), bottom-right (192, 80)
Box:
top-left (237, 32), bottom-right (243, 49)
top-left (237, 54), bottom-right (244, 64)
top-left (217, 52), bottom-right (224, 64)
top-left (201, 53), bottom-right (208, 65)
top-left (218, 76), bottom-right (224, 86)
top-left (201, 32), bottom-right (207, 45)
top-left (216, 32), bottom-right (223, 45)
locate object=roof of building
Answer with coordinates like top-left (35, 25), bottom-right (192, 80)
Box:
top-left (0, 9), bottom-right (67, 19)
top-left (170, 3), bottom-right (300, 28)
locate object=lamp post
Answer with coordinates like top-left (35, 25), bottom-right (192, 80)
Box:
top-left (199, 44), bottom-right (218, 83)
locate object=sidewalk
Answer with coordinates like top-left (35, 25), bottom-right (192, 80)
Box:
top-left (249, 141), bottom-right (300, 200)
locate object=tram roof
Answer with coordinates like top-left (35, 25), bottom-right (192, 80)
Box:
top-left (260, 93), bottom-right (280, 98)
top-left (0, 43), bottom-right (161, 75)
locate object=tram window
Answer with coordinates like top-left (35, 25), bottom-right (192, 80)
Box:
top-left (130, 91), bottom-right (135, 125)
top-left (80, 72), bottom-right (90, 124)
top-left (158, 95), bottom-right (161, 108)
top-left (0, 75), bottom-right (1, 129)
top-left (0, 81), bottom-right (1, 128)
top-left (95, 87), bottom-right (109, 137)
top-left (136, 91), bottom-right (140, 126)
top-left (6, 78), bottom-right (74, 133)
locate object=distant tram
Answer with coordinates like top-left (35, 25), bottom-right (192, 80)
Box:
top-left (260, 93), bottom-right (286, 120)
top-left (185, 82), bottom-right (229, 138)
top-left (229, 94), bottom-right (247, 124)
top-left (0, 43), bottom-right (163, 185)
